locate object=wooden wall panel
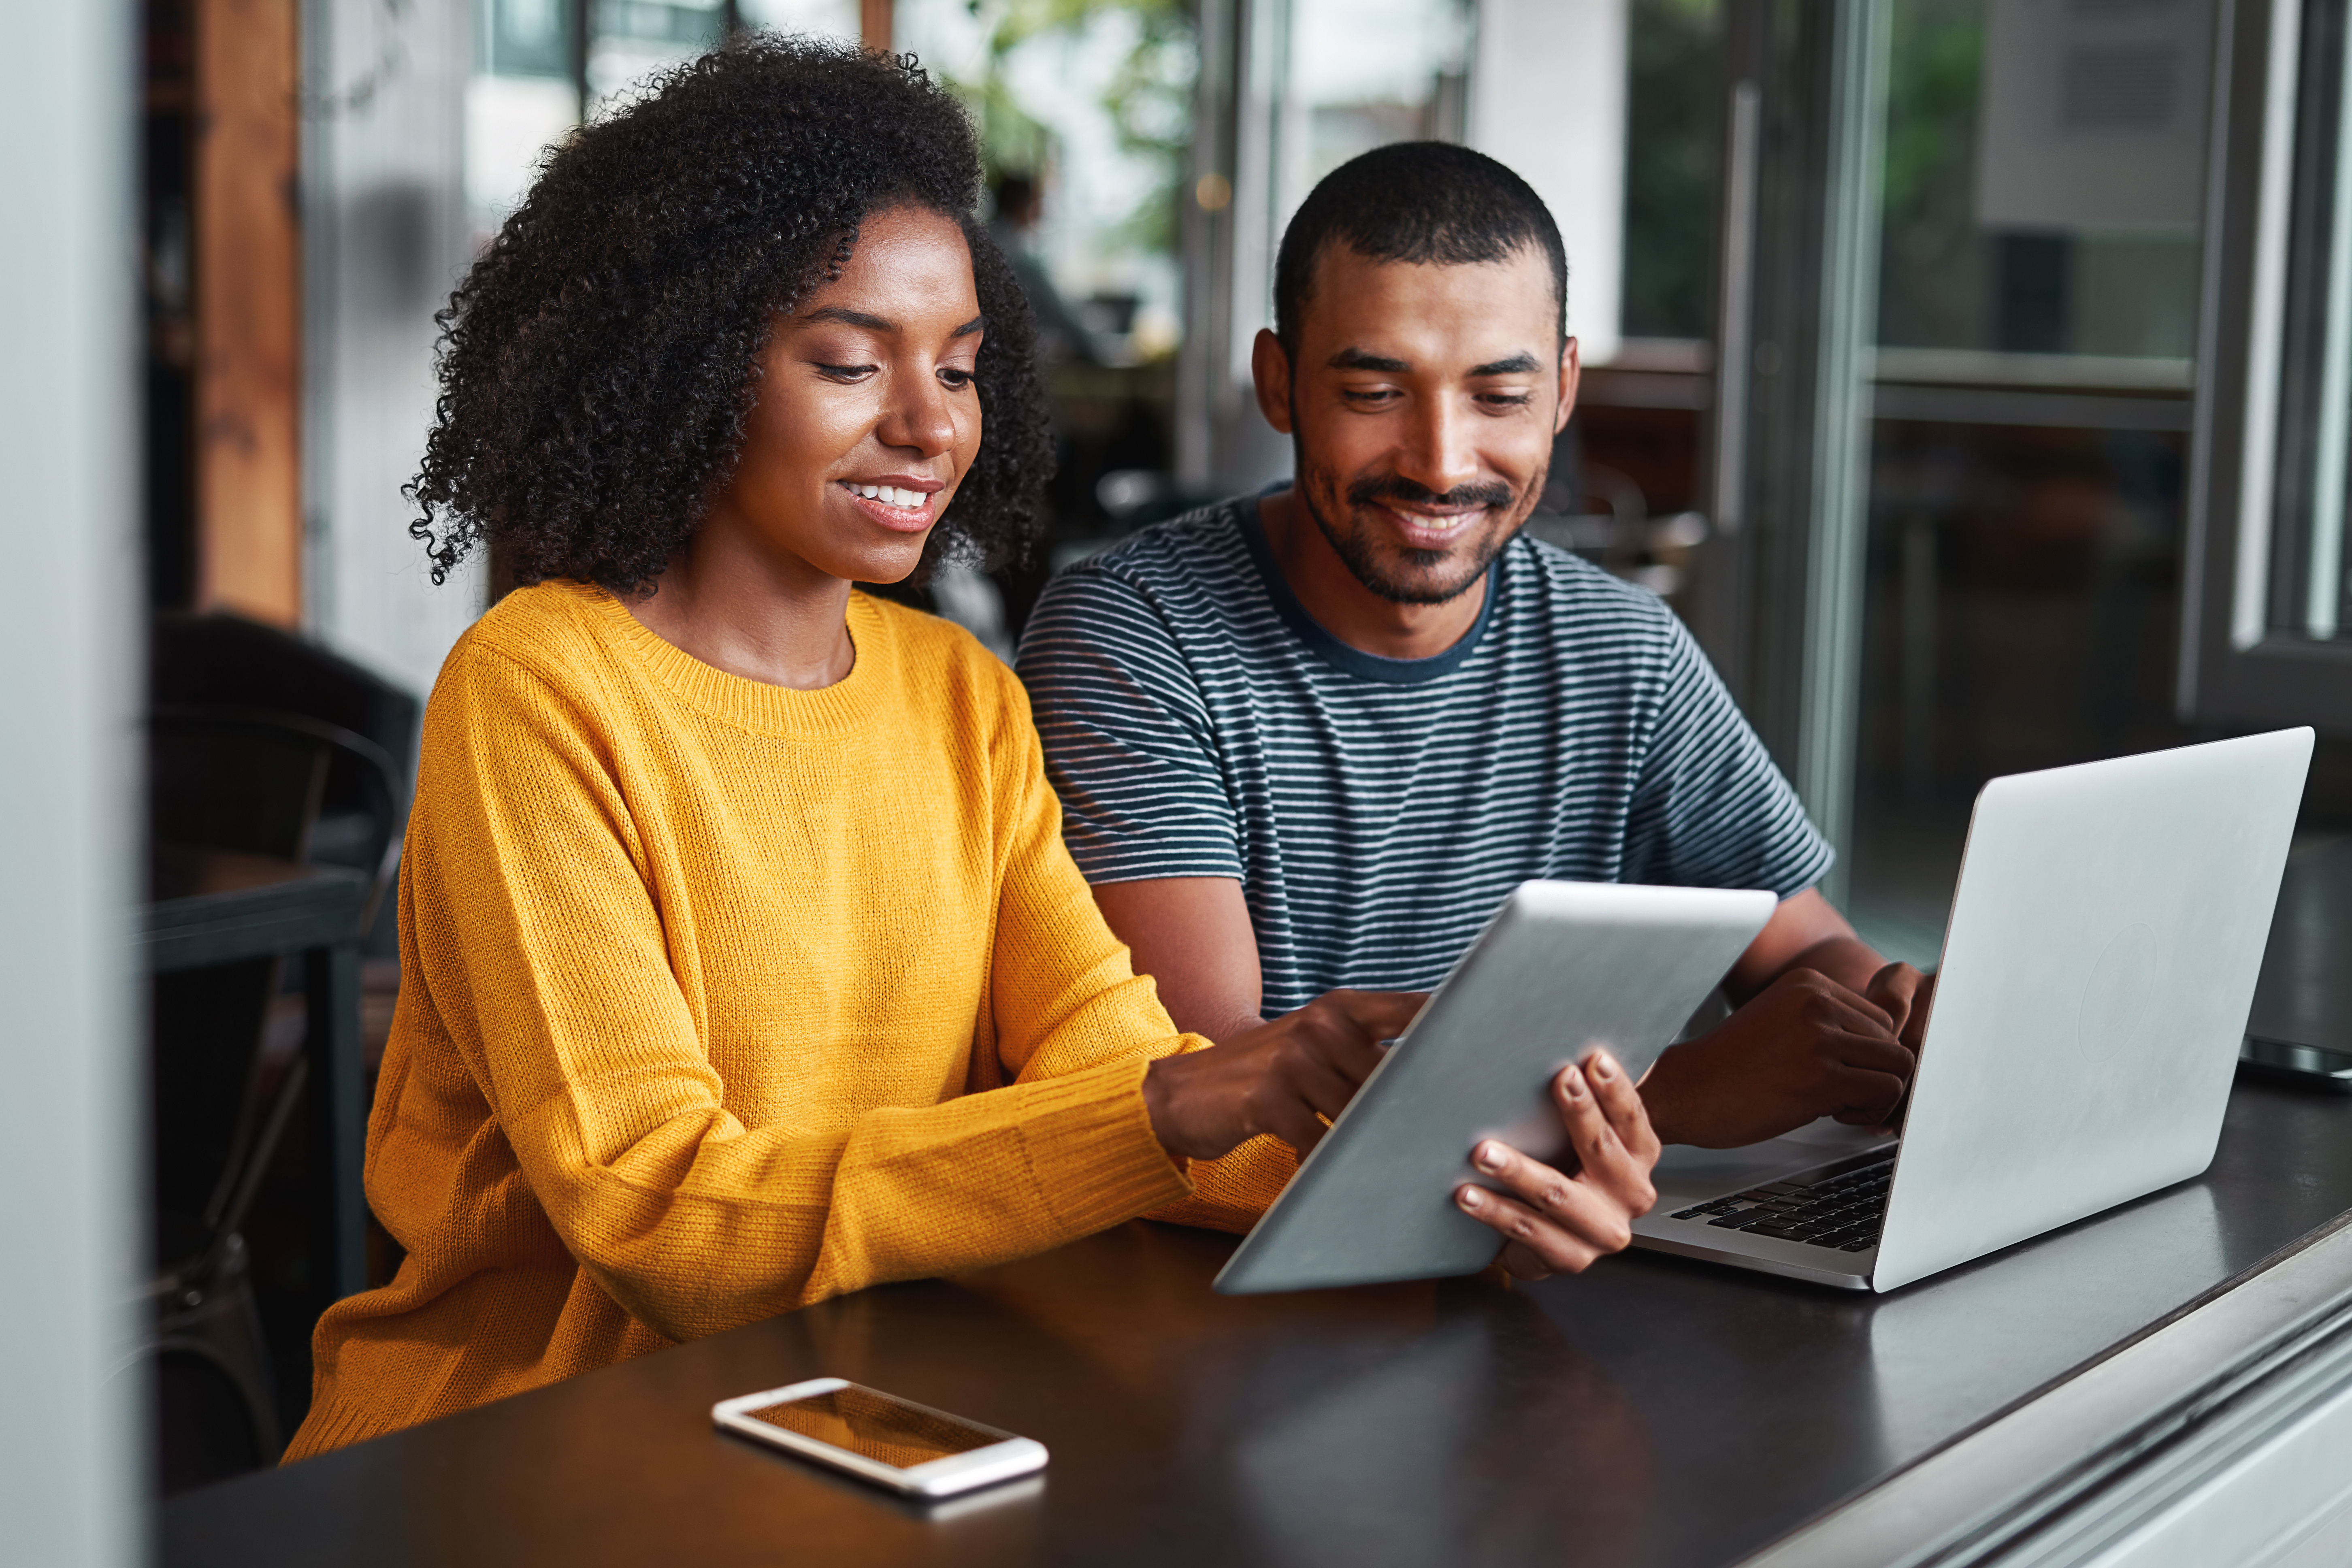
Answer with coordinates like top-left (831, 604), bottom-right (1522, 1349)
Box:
top-left (195, 0), bottom-right (301, 626)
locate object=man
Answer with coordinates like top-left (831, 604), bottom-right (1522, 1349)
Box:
top-left (1016, 142), bottom-right (1927, 1172)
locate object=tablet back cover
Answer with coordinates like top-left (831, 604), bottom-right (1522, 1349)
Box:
top-left (1214, 880), bottom-right (1775, 1295)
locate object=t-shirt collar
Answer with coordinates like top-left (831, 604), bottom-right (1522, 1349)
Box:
top-left (1233, 484), bottom-right (1502, 686)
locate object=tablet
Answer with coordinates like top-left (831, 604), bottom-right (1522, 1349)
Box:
top-left (1212, 880), bottom-right (1777, 1295)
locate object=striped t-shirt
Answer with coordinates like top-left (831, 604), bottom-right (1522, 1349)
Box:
top-left (1014, 493), bottom-right (1833, 1017)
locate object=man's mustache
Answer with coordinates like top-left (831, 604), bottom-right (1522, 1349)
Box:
top-left (1346, 474), bottom-right (1517, 512)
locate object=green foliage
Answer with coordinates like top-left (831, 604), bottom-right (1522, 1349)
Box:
top-left (931, 0), bottom-right (1197, 259)
top-left (1099, 4), bottom-right (1196, 254)
top-left (1621, 0), bottom-right (1721, 341)
top-left (1875, 0), bottom-right (1991, 348)
top-left (1880, 0), bottom-right (1983, 229)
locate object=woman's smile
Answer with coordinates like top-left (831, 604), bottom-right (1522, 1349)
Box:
top-left (838, 473), bottom-right (945, 533)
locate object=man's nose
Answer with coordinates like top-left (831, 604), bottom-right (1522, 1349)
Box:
top-left (1392, 396), bottom-right (1480, 501)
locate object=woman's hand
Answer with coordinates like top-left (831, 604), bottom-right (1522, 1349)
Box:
top-left (1454, 1050), bottom-right (1661, 1280)
top-left (1143, 990), bottom-right (1427, 1161)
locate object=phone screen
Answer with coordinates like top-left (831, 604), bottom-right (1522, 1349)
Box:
top-left (739, 1385), bottom-right (1003, 1470)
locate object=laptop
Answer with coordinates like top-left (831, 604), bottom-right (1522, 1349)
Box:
top-left (1631, 729), bottom-right (2314, 1293)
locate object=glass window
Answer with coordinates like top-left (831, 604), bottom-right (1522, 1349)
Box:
top-left (468, 0), bottom-right (583, 236)
top-left (1845, 0), bottom-right (2220, 958)
top-left (896, 0), bottom-right (1195, 367)
top-left (484, 0), bottom-right (574, 77)
top-left (738, 0), bottom-right (860, 39)
top-left (1278, 0), bottom-right (1472, 222)
top-left (1621, 0), bottom-right (1721, 343)
top-left (2180, 0), bottom-right (2352, 734)
top-left (1876, 0), bottom-right (2207, 366)
top-left (469, 2), bottom-right (862, 242)
top-left (587, 1), bottom-right (729, 115)
top-left (2262, 0), bottom-right (2352, 643)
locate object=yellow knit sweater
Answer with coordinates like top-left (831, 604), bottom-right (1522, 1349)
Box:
top-left (286, 582), bottom-right (1287, 1460)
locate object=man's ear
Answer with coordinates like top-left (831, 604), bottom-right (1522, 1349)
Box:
top-left (1251, 329), bottom-right (1295, 435)
top-left (1554, 336), bottom-right (1582, 436)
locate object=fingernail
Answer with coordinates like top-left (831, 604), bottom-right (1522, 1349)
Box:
top-left (1589, 1052), bottom-right (1617, 1082)
top-left (1457, 1186), bottom-right (1484, 1210)
top-left (1475, 1141), bottom-right (1505, 1172)
top-left (1561, 1065), bottom-right (1589, 1099)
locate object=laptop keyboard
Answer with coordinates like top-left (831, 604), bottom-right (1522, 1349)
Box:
top-left (1666, 1154), bottom-right (1894, 1253)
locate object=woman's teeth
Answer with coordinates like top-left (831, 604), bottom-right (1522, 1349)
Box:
top-left (849, 483), bottom-right (925, 509)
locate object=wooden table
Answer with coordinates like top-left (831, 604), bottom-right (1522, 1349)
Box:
top-left (163, 1080), bottom-right (2352, 1567)
top-left (146, 844), bottom-right (371, 1301)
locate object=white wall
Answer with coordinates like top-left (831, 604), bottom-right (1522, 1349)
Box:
top-left (1472, 0), bottom-right (1628, 366)
top-left (0, 1), bottom-right (142, 1562)
top-left (305, 0), bottom-right (484, 708)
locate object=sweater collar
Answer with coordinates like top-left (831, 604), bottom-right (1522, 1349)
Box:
top-left (572, 582), bottom-right (888, 739)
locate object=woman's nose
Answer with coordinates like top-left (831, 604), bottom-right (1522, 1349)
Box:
top-left (876, 367), bottom-right (961, 457)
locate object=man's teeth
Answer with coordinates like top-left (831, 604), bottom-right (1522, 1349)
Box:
top-left (850, 483), bottom-right (925, 509)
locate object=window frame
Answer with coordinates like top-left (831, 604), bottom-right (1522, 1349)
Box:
top-left (2181, 0), bottom-right (2352, 733)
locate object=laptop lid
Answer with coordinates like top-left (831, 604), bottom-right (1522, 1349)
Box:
top-left (1871, 729), bottom-right (2313, 1292)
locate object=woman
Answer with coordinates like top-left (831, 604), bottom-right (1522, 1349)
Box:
top-left (288, 38), bottom-right (1658, 1461)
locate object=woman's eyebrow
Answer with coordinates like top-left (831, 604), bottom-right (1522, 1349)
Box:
top-left (802, 305), bottom-right (896, 331)
top-left (799, 306), bottom-right (984, 337)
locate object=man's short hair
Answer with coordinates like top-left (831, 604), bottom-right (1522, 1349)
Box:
top-left (1272, 141), bottom-right (1568, 353)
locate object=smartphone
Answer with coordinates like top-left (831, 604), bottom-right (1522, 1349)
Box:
top-left (712, 1378), bottom-right (1047, 1498)
top-left (2240, 1035), bottom-right (2352, 1094)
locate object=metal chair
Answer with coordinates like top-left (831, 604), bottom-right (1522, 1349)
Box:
top-left (138, 706), bottom-right (403, 1492)
top-left (149, 613), bottom-right (422, 947)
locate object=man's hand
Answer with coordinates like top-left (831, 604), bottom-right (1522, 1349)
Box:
top-left (1865, 961), bottom-right (1936, 1056)
top-left (1143, 990), bottom-right (1426, 1161)
top-left (1454, 1049), bottom-right (1660, 1280)
top-left (1863, 961), bottom-right (1937, 1128)
top-left (1637, 968), bottom-right (1916, 1148)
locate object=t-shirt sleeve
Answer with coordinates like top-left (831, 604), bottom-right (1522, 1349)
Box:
top-left (1621, 613), bottom-right (1834, 898)
top-left (1014, 561), bottom-right (1244, 884)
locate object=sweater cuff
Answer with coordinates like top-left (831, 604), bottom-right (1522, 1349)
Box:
top-left (1021, 1057), bottom-right (1194, 1237)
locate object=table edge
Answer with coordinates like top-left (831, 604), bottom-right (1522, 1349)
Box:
top-left (1736, 1208), bottom-right (2352, 1567)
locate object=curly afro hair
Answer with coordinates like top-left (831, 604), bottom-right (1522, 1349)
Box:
top-left (408, 36), bottom-right (1052, 594)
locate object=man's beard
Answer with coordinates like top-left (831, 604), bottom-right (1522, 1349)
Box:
top-left (1293, 441), bottom-right (1535, 606)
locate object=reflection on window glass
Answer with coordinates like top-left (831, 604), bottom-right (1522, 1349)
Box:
top-left (1848, 0), bottom-right (2216, 963)
top-left (897, 0), bottom-right (1196, 364)
top-left (469, 2), bottom-right (862, 245)
top-left (1278, 0), bottom-right (1472, 225)
top-left (1877, 0), bottom-right (2205, 361)
top-left (737, 0), bottom-right (859, 40)
top-left (1621, 0), bottom-right (1720, 342)
top-left (2265, 0), bottom-right (2352, 640)
top-left (486, 0), bottom-right (572, 77)
top-left (589, 0), bottom-right (728, 114)
top-left (469, 0), bottom-right (583, 236)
